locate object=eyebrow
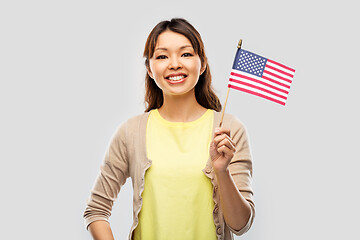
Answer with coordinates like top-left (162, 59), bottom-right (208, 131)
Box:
top-left (154, 45), bottom-right (193, 52)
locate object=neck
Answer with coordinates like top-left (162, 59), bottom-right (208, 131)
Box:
top-left (158, 89), bottom-right (207, 122)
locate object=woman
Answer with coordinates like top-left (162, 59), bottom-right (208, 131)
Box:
top-left (83, 18), bottom-right (255, 240)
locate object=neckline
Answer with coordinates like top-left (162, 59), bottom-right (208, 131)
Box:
top-left (152, 109), bottom-right (212, 127)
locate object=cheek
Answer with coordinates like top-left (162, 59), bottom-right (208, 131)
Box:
top-left (190, 59), bottom-right (202, 74)
top-left (150, 62), bottom-right (166, 78)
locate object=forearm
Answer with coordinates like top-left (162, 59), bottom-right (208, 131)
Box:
top-left (88, 220), bottom-right (115, 240)
top-left (215, 168), bottom-right (252, 231)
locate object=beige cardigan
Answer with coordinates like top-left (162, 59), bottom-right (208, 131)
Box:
top-left (83, 110), bottom-right (255, 240)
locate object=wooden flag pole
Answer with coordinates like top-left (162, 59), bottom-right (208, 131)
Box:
top-left (219, 39), bottom-right (243, 127)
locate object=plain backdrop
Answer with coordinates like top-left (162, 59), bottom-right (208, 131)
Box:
top-left (1, 0), bottom-right (359, 239)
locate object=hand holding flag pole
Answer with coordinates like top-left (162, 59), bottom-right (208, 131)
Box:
top-left (219, 39), bottom-right (243, 127)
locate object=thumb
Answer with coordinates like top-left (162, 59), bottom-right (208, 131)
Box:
top-left (210, 140), bottom-right (216, 149)
top-left (209, 140), bottom-right (219, 160)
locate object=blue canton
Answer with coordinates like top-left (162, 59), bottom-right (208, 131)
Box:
top-left (232, 49), bottom-right (267, 77)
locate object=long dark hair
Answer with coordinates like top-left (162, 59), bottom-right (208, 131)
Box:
top-left (143, 18), bottom-right (222, 112)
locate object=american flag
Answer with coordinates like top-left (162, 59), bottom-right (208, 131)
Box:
top-left (228, 49), bottom-right (295, 105)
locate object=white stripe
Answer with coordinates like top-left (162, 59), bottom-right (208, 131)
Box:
top-left (266, 61), bottom-right (295, 75)
top-left (262, 72), bottom-right (292, 87)
top-left (229, 82), bottom-right (286, 103)
top-left (229, 75), bottom-right (288, 97)
top-left (231, 69), bottom-right (291, 90)
top-left (264, 66), bottom-right (293, 81)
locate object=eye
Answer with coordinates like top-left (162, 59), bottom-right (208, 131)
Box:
top-left (156, 55), bottom-right (167, 59)
top-left (182, 53), bottom-right (193, 57)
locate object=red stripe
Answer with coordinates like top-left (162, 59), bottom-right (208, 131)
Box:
top-left (228, 84), bottom-right (286, 105)
top-left (230, 72), bottom-right (289, 94)
top-left (263, 70), bottom-right (292, 83)
top-left (265, 64), bottom-right (294, 78)
top-left (262, 75), bottom-right (291, 89)
top-left (229, 78), bottom-right (287, 100)
top-left (267, 59), bottom-right (295, 72)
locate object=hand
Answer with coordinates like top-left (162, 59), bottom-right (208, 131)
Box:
top-left (209, 127), bottom-right (236, 173)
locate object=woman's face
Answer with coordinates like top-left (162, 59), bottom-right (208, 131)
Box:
top-left (147, 30), bottom-right (205, 97)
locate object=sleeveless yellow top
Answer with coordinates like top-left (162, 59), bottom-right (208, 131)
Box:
top-left (133, 109), bottom-right (217, 240)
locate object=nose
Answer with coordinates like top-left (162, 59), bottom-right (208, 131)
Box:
top-left (168, 56), bottom-right (182, 70)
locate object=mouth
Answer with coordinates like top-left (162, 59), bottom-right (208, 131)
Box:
top-left (165, 74), bottom-right (187, 84)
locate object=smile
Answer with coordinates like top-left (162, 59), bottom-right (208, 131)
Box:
top-left (166, 75), bottom-right (187, 84)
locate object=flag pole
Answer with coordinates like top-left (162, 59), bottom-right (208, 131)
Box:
top-left (219, 39), bottom-right (243, 127)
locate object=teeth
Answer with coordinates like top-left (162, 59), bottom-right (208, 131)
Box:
top-left (168, 75), bottom-right (185, 81)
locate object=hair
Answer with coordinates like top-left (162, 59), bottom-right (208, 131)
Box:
top-left (143, 18), bottom-right (222, 112)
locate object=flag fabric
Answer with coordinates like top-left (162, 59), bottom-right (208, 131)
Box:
top-left (228, 48), bottom-right (295, 105)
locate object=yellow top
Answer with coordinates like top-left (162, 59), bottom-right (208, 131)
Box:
top-left (133, 108), bottom-right (217, 240)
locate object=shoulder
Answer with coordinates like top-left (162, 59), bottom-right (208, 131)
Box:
top-left (124, 111), bottom-right (150, 127)
top-left (112, 111), bottom-right (150, 140)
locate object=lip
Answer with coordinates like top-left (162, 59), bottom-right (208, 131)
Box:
top-left (165, 73), bottom-right (187, 84)
top-left (165, 72), bottom-right (187, 78)
top-left (166, 76), bottom-right (187, 84)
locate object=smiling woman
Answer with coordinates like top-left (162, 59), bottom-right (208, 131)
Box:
top-left (83, 18), bottom-right (255, 240)
top-left (143, 18), bottom-right (221, 116)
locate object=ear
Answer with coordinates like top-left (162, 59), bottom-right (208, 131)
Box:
top-left (146, 65), bottom-right (154, 79)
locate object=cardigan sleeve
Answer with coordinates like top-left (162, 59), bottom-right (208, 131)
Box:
top-left (227, 116), bottom-right (255, 236)
top-left (83, 121), bottom-right (130, 230)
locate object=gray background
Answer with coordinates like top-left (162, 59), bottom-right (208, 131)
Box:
top-left (1, 0), bottom-right (359, 239)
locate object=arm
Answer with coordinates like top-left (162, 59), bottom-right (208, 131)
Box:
top-left (88, 220), bottom-right (115, 240)
top-left (210, 118), bottom-right (255, 235)
top-left (83, 122), bottom-right (130, 238)
top-left (214, 168), bottom-right (252, 232)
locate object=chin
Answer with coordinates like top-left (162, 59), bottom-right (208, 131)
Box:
top-left (165, 88), bottom-right (195, 97)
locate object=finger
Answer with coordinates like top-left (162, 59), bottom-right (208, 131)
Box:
top-left (214, 127), bottom-right (231, 137)
top-left (217, 144), bottom-right (236, 157)
top-left (217, 137), bottom-right (236, 152)
top-left (213, 134), bottom-right (235, 150)
top-left (213, 133), bottom-right (228, 146)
